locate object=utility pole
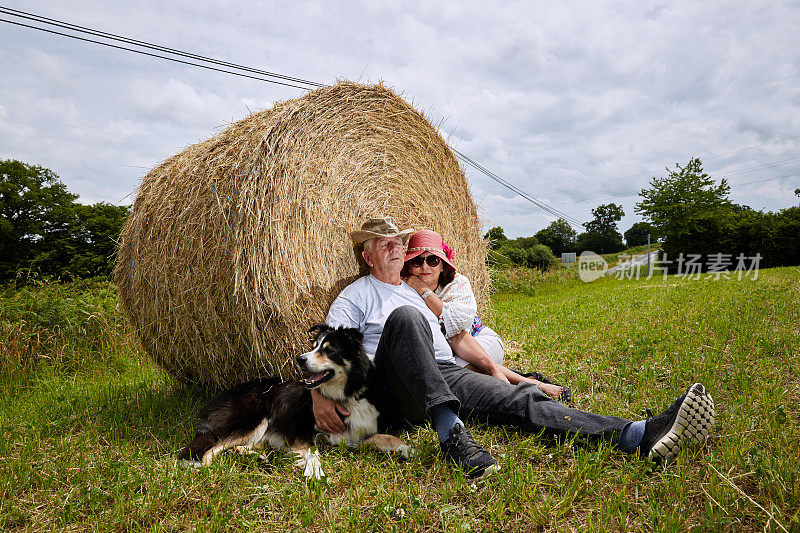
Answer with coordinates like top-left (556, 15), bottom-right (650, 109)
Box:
top-left (647, 233), bottom-right (651, 277)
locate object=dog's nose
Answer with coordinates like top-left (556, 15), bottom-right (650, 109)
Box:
top-left (296, 354), bottom-right (307, 367)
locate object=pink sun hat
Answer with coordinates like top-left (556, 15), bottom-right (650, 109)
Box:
top-left (404, 229), bottom-right (456, 271)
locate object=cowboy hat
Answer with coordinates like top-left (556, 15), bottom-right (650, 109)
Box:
top-left (350, 216), bottom-right (413, 245)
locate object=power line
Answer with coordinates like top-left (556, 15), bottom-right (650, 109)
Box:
top-left (0, 6), bottom-right (322, 88)
top-left (581, 133), bottom-right (800, 189)
top-left (453, 148), bottom-right (585, 227)
top-left (454, 149), bottom-right (585, 225)
top-left (735, 171), bottom-right (800, 187)
top-left (720, 155), bottom-right (800, 177)
top-left (467, 134), bottom-right (799, 220)
top-left (544, 155), bottom-right (800, 209)
top-left (5, 7), bottom-right (796, 228)
top-left (492, 171), bottom-right (800, 220)
top-left (0, 17), bottom-right (316, 91)
top-left (703, 133), bottom-right (800, 161)
top-left (491, 154), bottom-right (800, 218)
top-left (2, 6), bottom-right (581, 225)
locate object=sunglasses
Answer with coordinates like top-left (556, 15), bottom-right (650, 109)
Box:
top-left (408, 255), bottom-right (441, 268)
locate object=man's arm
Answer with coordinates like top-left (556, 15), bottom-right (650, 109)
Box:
top-left (449, 330), bottom-right (510, 384)
top-left (310, 389), bottom-right (349, 433)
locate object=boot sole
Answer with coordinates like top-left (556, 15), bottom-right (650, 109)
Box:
top-left (469, 462), bottom-right (501, 482)
top-left (648, 383), bottom-right (715, 461)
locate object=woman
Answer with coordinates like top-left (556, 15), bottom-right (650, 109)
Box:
top-left (403, 229), bottom-right (569, 402)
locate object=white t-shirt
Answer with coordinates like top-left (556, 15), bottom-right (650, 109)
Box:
top-left (325, 274), bottom-right (456, 364)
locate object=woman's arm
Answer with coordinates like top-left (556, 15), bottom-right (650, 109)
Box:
top-left (449, 330), bottom-right (510, 384)
top-left (437, 276), bottom-right (478, 338)
top-left (421, 291), bottom-right (443, 317)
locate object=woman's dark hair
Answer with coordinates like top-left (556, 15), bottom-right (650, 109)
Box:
top-left (438, 262), bottom-right (456, 288)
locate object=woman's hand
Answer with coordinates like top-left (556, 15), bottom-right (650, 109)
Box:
top-left (450, 331), bottom-right (509, 383)
top-left (488, 362), bottom-right (511, 384)
top-left (310, 388), bottom-right (350, 433)
top-left (405, 274), bottom-right (431, 295)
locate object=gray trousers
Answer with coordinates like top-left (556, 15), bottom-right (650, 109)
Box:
top-left (374, 306), bottom-right (630, 444)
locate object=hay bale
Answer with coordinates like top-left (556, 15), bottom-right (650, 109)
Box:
top-left (115, 81), bottom-right (489, 387)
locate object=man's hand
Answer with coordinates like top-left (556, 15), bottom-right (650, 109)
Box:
top-left (405, 274), bottom-right (430, 294)
top-left (311, 389), bottom-right (350, 433)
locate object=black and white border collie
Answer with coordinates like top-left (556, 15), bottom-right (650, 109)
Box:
top-left (178, 324), bottom-right (410, 478)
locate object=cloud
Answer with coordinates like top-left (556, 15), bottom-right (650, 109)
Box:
top-left (0, 0), bottom-right (798, 232)
top-left (128, 79), bottom-right (237, 128)
top-left (27, 49), bottom-right (71, 87)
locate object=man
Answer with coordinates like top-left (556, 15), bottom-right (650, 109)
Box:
top-left (312, 217), bottom-right (715, 480)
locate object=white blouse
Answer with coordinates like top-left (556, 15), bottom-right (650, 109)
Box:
top-left (435, 273), bottom-right (478, 338)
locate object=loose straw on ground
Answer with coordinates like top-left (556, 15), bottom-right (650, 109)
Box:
top-left (707, 464), bottom-right (788, 533)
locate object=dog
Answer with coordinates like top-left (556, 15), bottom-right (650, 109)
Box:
top-left (178, 324), bottom-right (410, 478)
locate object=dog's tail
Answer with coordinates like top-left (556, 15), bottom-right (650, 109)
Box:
top-left (178, 423), bottom-right (217, 461)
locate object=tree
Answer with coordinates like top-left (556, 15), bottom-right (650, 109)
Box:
top-left (496, 239), bottom-right (557, 270)
top-left (484, 226), bottom-right (507, 250)
top-left (68, 202), bottom-right (130, 276)
top-left (535, 218), bottom-right (577, 256)
top-left (0, 159), bottom-right (129, 281)
top-left (576, 203), bottom-right (625, 254)
top-left (624, 221), bottom-right (656, 248)
top-left (635, 158), bottom-right (732, 266)
top-left (29, 201), bottom-right (129, 279)
top-left (514, 236), bottom-right (539, 249)
top-left (635, 157), bottom-right (731, 238)
top-left (0, 159), bottom-right (78, 279)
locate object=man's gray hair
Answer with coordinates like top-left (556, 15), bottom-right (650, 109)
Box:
top-left (363, 237), bottom-right (376, 253)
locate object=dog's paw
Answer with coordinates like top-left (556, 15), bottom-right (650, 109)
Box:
top-left (301, 450), bottom-right (325, 479)
top-left (234, 446), bottom-right (269, 463)
top-left (396, 445), bottom-right (414, 460)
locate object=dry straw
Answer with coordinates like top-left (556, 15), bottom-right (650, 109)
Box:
top-left (115, 81), bottom-right (489, 387)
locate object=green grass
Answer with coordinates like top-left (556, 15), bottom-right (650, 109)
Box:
top-left (1, 269), bottom-right (799, 531)
top-left (490, 265), bottom-right (581, 297)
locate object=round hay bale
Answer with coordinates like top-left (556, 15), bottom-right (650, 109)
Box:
top-left (115, 81), bottom-right (489, 387)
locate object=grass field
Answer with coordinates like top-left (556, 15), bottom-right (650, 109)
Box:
top-left (1, 268), bottom-right (799, 531)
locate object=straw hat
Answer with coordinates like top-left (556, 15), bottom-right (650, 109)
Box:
top-left (404, 229), bottom-right (456, 271)
top-left (350, 217), bottom-right (413, 245)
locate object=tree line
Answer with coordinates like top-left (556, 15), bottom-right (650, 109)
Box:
top-left (3, 157), bottom-right (799, 281)
top-left (485, 202), bottom-right (649, 269)
top-left (635, 157), bottom-right (800, 271)
top-left (486, 157), bottom-right (800, 271)
top-left (0, 159), bottom-right (128, 282)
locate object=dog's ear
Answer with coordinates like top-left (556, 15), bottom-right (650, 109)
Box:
top-left (309, 323), bottom-right (332, 337)
top-left (337, 327), bottom-right (363, 345)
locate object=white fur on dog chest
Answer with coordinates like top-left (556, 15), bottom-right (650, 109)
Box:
top-left (324, 397), bottom-right (379, 447)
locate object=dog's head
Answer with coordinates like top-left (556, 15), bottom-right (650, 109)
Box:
top-left (296, 324), bottom-right (371, 399)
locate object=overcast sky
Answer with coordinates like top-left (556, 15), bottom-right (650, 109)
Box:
top-left (2, 1), bottom-right (799, 237)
